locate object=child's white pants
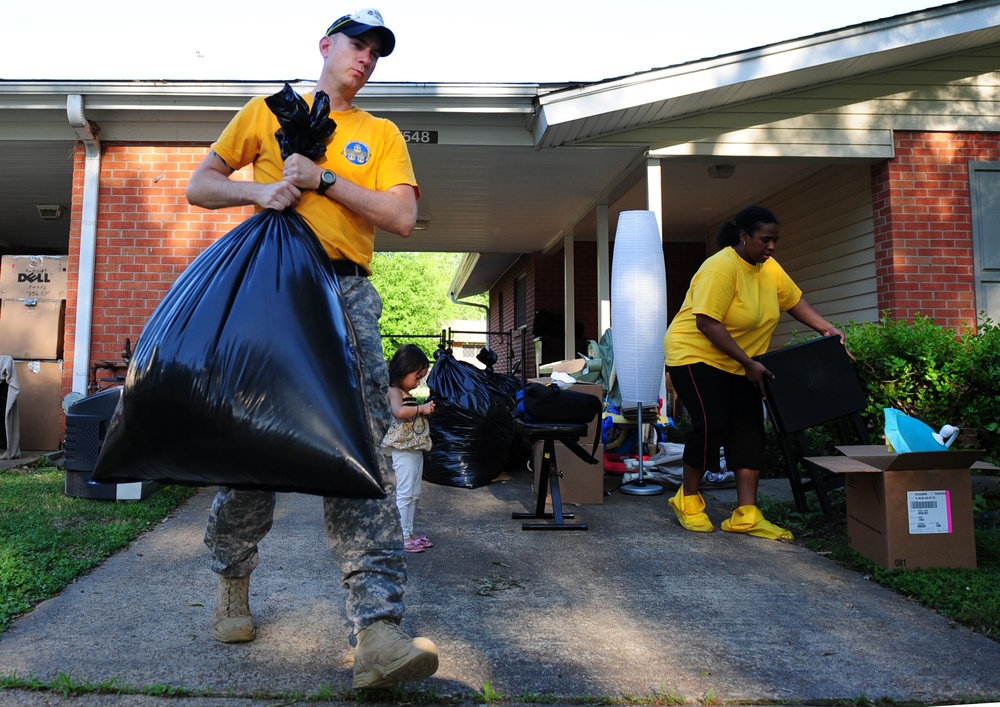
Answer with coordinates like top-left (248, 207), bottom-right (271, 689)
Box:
top-left (391, 449), bottom-right (423, 538)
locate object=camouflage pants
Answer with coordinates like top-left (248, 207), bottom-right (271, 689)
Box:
top-left (204, 275), bottom-right (406, 633)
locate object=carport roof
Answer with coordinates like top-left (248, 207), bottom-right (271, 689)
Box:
top-left (1, 0), bottom-right (999, 299)
top-left (532, 0), bottom-right (1000, 149)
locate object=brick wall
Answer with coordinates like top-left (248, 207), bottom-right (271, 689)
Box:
top-left (871, 130), bottom-right (996, 330)
top-left (490, 254), bottom-right (536, 374)
top-left (533, 244), bottom-right (605, 363)
top-left (64, 143), bottom-right (251, 396)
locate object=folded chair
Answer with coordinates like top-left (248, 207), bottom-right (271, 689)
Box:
top-left (512, 419), bottom-right (598, 530)
top-left (511, 382), bottom-right (603, 530)
top-left (756, 335), bottom-right (871, 514)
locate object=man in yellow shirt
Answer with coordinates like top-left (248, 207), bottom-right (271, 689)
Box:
top-left (186, 8), bottom-right (438, 689)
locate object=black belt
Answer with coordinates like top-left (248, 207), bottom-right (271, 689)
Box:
top-left (330, 260), bottom-right (369, 277)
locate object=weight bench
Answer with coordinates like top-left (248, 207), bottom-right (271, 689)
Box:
top-left (511, 418), bottom-right (596, 530)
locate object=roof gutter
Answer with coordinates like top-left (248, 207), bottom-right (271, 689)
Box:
top-left (446, 255), bottom-right (491, 343)
top-left (448, 291), bottom-right (489, 318)
top-left (448, 252), bottom-right (480, 303)
top-left (66, 94), bottom-right (101, 396)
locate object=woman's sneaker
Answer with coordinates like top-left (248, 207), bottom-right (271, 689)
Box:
top-left (721, 505), bottom-right (794, 540)
top-left (668, 487), bottom-right (715, 532)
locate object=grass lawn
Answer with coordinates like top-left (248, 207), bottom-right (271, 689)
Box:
top-left (0, 460), bottom-right (196, 634)
top-left (1, 459), bottom-right (998, 644)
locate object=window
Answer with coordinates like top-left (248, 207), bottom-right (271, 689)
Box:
top-left (969, 161), bottom-right (1000, 321)
top-left (514, 275), bottom-right (526, 329)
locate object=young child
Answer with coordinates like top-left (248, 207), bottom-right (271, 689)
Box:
top-left (382, 344), bottom-right (435, 553)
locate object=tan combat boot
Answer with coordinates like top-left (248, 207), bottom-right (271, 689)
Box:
top-left (352, 619), bottom-right (439, 689)
top-left (212, 575), bottom-right (255, 643)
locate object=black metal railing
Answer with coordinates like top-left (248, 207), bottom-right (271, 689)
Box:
top-left (382, 328), bottom-right (526, 381)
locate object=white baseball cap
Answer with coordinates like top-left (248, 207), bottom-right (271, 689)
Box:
top-left (325, 8), bottom-right (396, 56)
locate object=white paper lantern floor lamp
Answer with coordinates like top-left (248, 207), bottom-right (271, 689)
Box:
top-left (611, 210), bottom-right (668, 496)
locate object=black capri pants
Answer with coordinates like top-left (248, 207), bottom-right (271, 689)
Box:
top-left (667, 362), bottom-right (765, 473)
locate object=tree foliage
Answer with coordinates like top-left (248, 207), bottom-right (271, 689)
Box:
top-left (370, 252), bottom-right (487, 360)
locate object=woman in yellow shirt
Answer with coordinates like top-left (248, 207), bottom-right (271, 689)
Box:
top-left (664, 206), bottom-right (845, 539)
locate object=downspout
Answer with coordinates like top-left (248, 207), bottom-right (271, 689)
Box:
top-left (448, 292), bottom-right (490, 318)
top-left (66, 95), bottom-right (101, 396)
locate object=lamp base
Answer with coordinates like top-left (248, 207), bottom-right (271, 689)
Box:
top-left (619, 480), bottom-right (665, 496)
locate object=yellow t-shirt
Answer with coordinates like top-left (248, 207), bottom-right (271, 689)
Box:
top-left (211, 93), bottom-right (419, 271)
top-left (664, 246), bottom-right (802, 375)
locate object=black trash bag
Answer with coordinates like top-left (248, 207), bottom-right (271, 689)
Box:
top-left (487, 370), bottom-right (521, 409)
top-left (486, 369), bottom-right (532, 472)
top-left (264, 83), bottom-right (337, 161)
top-left (515, 382), bottom-right (602, 424)
top-left (423, 349), bottom-right (515, 489)
top-left (92, 207), bottom-right (383, 498)
top-left (93, 83), bottom-right (380, 497)
top-left (475, 346), bottom-right (498, 370)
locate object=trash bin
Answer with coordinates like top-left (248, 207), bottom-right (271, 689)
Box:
top-left (64, 386), bottom-right (159, 500)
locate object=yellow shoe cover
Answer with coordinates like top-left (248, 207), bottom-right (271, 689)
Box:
top-left (668, 487), bottom-right (714, 532)
top-left (721, 505), bottom-right (793, 540)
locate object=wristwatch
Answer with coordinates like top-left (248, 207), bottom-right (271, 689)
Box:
top-left (316, 169), bottom-right (337, 195)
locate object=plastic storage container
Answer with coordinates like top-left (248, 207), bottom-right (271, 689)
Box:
top-left (64, 386), bottom-right (159, 500)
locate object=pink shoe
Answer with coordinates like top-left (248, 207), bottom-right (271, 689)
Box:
top-left (403, 539), bottom-right (425, 553)
top-left (415, 536), bottom-right (434, 548)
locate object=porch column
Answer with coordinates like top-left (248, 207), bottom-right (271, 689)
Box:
top-left (646, 157), bottom-right (663, 241)
top-left (597, 203), bottom-right (611, 336)
top-left (646, 157), bottom-right (667, 407)
top-left (563, 234), bottom-right (576, 361)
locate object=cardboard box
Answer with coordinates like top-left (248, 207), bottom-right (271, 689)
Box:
top-left (527, 378), bottom-right (602, 400)
top-left (537, 358), bottom-right (586, 376)
top-left (0, 299), bottom-right (65, 359)
top-left (807, 445), bottom-right (982, 570)
top-left (13, 360), bottom-right (63, 451)
top-left (0, 255), bottom-right (69, 299)
top-left (533, 439), bottom-right (604, 505)
top-left (527, 377), bottom-right (604, 442)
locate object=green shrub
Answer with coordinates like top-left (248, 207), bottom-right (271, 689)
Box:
top-left (956, 316), bottom-right (1000, 455)
top-left (845, 312), bottom-right (1000, 464)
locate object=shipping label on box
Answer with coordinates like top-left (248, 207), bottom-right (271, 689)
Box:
top-left (907, 490), bottom-right (952, 534)
top-left (0, 255), bottom-right (69, 299)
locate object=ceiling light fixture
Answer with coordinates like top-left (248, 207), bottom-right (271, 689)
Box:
top-left (707, 164), bottom-right (736, 179)
top-left (36, 204), bottom-right (64, 220)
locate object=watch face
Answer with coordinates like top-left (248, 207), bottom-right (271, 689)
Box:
top-left (318, 170), bottom-right (335, 194)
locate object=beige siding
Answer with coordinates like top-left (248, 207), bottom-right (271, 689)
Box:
top-left (713, 165), bottom-right (878, 348)
top-left (771, 165), bottom-right (879, 346)
top-left (647, 69), bottom-right (1000, 159)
